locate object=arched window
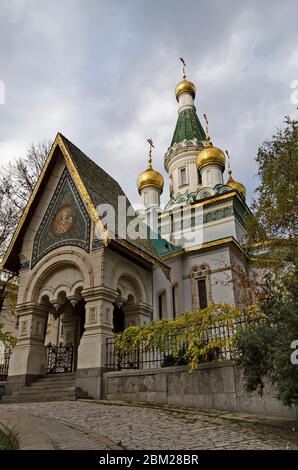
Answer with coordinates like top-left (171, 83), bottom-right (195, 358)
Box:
top-left (158, 290), bottom-right (167, 319)
top-left (197, 279), bottom-right (207, 309)
top-left (172, 283), bottom-right (179, 319)
top-left (179, 167), bottom-right (187, 187)
top-left (144, 191), bottom-right (149, 206)
top-left (190, 265), bottom-right (212, 311)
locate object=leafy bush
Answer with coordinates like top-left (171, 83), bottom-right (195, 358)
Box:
top-left (235, 269), bottom-right (298, 407)
top-left (0, 425), bottom-right (19, 450)
top-left (115, 304), bottom-right (248, 371)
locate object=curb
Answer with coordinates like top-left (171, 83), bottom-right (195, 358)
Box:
top-left (0, 410), bottom-right (55, 450)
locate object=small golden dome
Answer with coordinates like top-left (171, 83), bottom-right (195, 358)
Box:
top-left (196, 144), bottom-right (226, 171)
top-left (227, 175), bottom-right (246, 200)
top-left (225, 150), bottom-right (246, 200)
top-left (175, 79), bottom-right (196, 101)
top-left (138, 138), bottom-right (164, 194)
top-left (137, 168), bottom-right (164, 194)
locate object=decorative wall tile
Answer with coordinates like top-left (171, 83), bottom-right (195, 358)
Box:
top-left (32, 168), bottom-right (91, 266)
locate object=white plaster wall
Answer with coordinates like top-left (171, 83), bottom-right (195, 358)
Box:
top-left (168, 156), bottom-right (199, 197)
top-left (182, 248), bottom-right (235, 307)
top-left (235, 220), bottom-right (246, 244)
top-left (104, 247), bottom-right (153, 307)
top-left (200, 164), bottom-right (223, 187)
top-left (140, 186), bottom-right (160, 208)
top-left (202, 217), bottom-right (236, 244)
top-left (153, 245), bottom-right (240, 319)
top-left (153, 261), bottom-right (174, 319)
top-left (177, 91), bottom-right (195, 111)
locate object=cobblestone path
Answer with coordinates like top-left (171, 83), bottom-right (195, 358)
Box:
top-left (1, 401), bottom-right (297, 450)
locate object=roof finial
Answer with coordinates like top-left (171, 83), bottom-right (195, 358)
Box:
top-left (180, 57), bottom-right (186, 80)
top-left (225, 150), bottom-right (233, 178)
top-left (203, 113), bottom-right (212, 146)
top-left (147, 138), bottom-right (154, 170)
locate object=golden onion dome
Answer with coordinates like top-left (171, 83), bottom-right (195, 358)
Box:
top-left (138, 139), bottom-right (164, 194)
top-left (227, 175), bottom-right (246, 200)
top-left (225, 150), bottom-right (246, 200)
top-left (137, 168), bottom-right (164, 194)
top-left (196, 144), bottom-right (226, 171)
top-left (175, 79), bottom-right (196, 102)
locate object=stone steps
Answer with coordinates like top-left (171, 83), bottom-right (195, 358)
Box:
top-left (1, 373), bottom-right (88, 403)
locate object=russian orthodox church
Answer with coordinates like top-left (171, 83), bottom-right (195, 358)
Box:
top-left (0, 63), bottom-right (248, 399)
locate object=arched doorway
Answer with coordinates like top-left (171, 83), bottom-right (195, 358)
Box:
top-left (40, 286), bottom-right (86, 374)
top-left (112, 274), bottom-right (152, 332)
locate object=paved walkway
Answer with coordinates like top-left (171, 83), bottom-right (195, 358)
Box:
top-left (1, 401), bottom-right (298, 450)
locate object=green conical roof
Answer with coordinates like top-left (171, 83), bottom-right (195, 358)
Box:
top-left (171, 108), bottom-right (206, 146)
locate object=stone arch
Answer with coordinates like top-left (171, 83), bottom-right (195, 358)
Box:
top-left (110, 262), bottom-right (152, 332)
top-left (116, 273), bottom-right (143, 305)
top-left (24, 247), bottom-right (94, 305)
top-left (110, 261), bottom-right (149, 304)
top-left (190, 263), bottom-right (211, 276)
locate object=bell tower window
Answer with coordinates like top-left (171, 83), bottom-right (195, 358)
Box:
top-left (179, 167), bottom-right (187, 187)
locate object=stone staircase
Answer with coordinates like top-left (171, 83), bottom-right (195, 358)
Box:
top-left (1, 373), bottom-right (88, 403)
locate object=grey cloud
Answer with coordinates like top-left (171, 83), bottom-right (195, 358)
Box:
top-left (0, 0), bottom-right (298, 205)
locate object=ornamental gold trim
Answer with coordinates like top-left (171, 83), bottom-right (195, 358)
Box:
top-left (158, 191), bottom-right (238, 220)
top-left (0, 136), bottom-right (58, 271)
top-left (0, 133), bottom-right (109, 271)
top-left (56, 134), bottom-right (109, 247)
top-left (1, 133), bottom-right (168, 277)
top-left (115, 238), bottom-right (171, 280)
top-left (162, 236), bottom-right (244, 261)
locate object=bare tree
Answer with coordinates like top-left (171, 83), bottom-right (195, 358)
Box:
top-left (1, 140), bottom-right (51, 213)
top-left (0, 139), bottom-right (51, 313)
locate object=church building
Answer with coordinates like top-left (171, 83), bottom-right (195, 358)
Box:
top-left (0, 63), bottom-right (249, 399)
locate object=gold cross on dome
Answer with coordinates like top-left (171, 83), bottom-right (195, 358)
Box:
top-left (203, 113), bottom-right (212, 146)
top-left (147, 138), bottom-right (154, 169)
top-left (180, 58), bottom-right (186, 80)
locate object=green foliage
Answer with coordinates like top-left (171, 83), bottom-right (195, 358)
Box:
top-left (245, 116), bottom-right (298, 261)
top-left (115, 304), bottom-right (246, 371)
top-left (0, 323), bottom-right (16, 348)
top-left (236, 116), bottom-right (298, 407)
top-left (235, 268), bottom-right (298, 407)
top-left (161, 348), bottom-right (188, 367)
top-left (0, 425), bottom-right (19, 450)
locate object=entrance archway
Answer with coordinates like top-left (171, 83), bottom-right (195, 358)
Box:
top-left (41, 292), bottom-right (86, 374)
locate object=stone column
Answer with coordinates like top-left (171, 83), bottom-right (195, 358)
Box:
top-left (123, 303), bottom-right (152, 328)
top-left (60, 309), bottom-right (78, 345)
top-left (75, 286), bottom-right (118, 399)
top-left (6, 302), bottom-right (49, 393)
top-left (60, 306), bottom-right (80, 370)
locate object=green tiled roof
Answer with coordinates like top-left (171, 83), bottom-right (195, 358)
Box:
top-left (151, 235), bottom-right (182, 258)
top-left (171, 108), bottom-right (206, 146)
top-left (59, 134), bottom-right (165, 266)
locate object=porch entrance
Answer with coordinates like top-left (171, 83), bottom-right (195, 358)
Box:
top-left (43, 294), bottom-right (86, 374)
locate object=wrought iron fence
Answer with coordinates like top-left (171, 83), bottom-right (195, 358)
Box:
top-left (105, 317), bottom-right (250, 371)
top-left (0, 350), bottom-right (12, 382)
top-left (45, 343), bottom-right (74, 374)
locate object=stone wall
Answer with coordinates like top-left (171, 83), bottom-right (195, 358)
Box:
top-left (103, 361), bottom-right (298, 419)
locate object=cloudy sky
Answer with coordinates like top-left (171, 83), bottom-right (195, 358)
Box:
top-left (0, 0), bottom-right (297, 206)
